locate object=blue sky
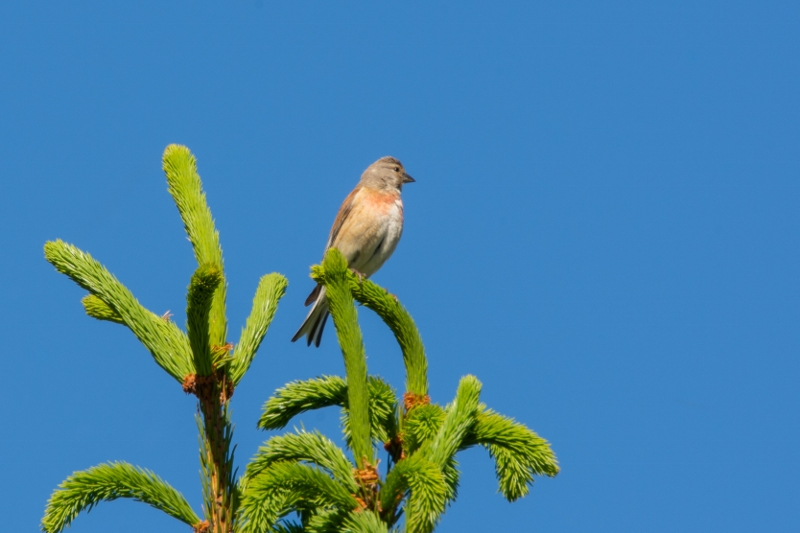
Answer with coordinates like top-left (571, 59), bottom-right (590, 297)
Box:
top-left (2, 1), bottom-right (799, 531)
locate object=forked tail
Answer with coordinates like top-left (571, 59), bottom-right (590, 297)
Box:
top-left (291, 285), bottom-right (330, 347)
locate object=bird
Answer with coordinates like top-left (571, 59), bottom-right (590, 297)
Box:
top-left (292, 156), bottom-right (415, 347)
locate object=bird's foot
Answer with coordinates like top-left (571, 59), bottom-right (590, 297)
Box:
top-left (350, 268), bottom-right (366, 284)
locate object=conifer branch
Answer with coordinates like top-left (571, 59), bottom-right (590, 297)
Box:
top-left (426, 376), bottom-right (482, 469)
top-left (240, 462), bottom-right (359, 533)
top-left (270, 521), bottom-right (306, 533)
top-left (41, 462), bottom-right (200, 533)
top-left (341, 375), bottom-right (399, 448)
top-left (197, 414), bottom-right (213, 522)
top-left (316, 249), bottom-right (372, 468)
top-left (440, 457), bottom-right (460, 505)
top-left (311, 265), bottom-right (428, 396)
top-left (258, 376), bottom-right (399, 448)
top-left (460, 406), bottom-right (559, 501)
top-left (163, 144), bottom-right (227, 348)
top-left (342, 510), bottom-right (389, 533)
top-left (81, 294), bottom-right (124, 324)
top-left (305, 509), bottom-right (350, 533)
top-left (197, 401), bottom-right (238, 532)
top-left (270, 521), bottom-right (305, 533)
top-left (244, 430), bottom-right (357, 494)
top-left (381, 455), bottom-right (447, 533)
top-left (258, 376), bottom-right (347, 430)
top-left (230, 273), bottom-right (288, 384)
top-left (44, 240), bottom-right (194, 382)
top-left (403, 404), bottom-right (445, 455)
top-left (187, 264), bottom-right (223, 376)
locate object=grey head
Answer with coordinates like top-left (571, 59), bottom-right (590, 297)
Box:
top-left (359, 156), bottom-right (415, 192)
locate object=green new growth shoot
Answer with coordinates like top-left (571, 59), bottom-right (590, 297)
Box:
top-left (41, 145), bottom-right (287, 533)
top-left (242, 248), bottom-right (559, 533)
top-left (318, 249), bottom-right (373, 468)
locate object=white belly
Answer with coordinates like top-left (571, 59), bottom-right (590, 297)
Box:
top-left (354, 200), bottom-right (404, 277)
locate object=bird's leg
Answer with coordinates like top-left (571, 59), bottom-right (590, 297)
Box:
top-left (349, 268), bottom-right (366, 285)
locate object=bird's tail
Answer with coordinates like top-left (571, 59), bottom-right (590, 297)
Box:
top-left (291, 285), bottom-right (330, 347)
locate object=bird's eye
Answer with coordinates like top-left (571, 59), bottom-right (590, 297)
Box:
top-left (394, 166), bottom-right (400, 172)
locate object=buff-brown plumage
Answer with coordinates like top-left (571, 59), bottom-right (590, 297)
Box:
top-left (292, 157), bottom-right (414, 347)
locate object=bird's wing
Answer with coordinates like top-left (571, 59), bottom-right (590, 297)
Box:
top-left (324, 185), bottom-right (361, 252)
top-left (303, 186), bottom-right (362, 311)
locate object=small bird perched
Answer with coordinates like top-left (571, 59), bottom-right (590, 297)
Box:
top-left (292, 156), bottom-right (415, 347)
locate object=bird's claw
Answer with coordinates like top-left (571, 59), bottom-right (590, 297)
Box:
top-left (349, 268), bottom-right (366, 285)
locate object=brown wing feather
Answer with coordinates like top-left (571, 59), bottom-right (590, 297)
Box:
top-left (325, 185), bottom-right (361, 252)
top-left (301, 187), bottom-right (362, 312)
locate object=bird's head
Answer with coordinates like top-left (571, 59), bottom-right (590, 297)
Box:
top-left (361, 156), bottom-right (415, 192)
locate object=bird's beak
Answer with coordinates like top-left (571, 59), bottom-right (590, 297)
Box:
top-left (402, 172), bottom-right (415, 184)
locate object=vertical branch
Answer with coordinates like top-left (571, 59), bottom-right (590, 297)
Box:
top-left (163, 144), bottom-right (227, 348)
top-left (319, 249), bottom-right (373, 468)
top-left (165, 145), bottom-right (236, 532)
top-left (187, 264), bottom-right (223, 376)
top-left (196, 388), bottom-right (236, 533)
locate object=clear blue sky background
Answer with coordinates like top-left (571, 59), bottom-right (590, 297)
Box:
top-left (2, 1), bottom-right (798, 531)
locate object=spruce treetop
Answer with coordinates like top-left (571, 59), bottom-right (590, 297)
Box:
top-left (41, 146), bottom-right (558, 533)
